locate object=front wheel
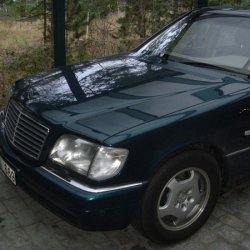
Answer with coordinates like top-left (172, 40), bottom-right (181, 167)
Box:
top-left (140, 150), bottom-right (221, 243)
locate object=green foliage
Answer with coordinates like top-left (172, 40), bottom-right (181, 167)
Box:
top-left (209, 0), bottom-right (250, 6)
top-left (90, 0), bottom-right (118, 17)
top-left (5, 0), bottom-right (38, 18)
top-left (10, 46), bottom-right (52, 74)
top-left (117, 0), bottom-right (197, 43)
top-left (66, 0), bottom-right (118, 41)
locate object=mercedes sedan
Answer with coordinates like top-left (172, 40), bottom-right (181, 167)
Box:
top-left (1, 7), bottom-right (250, 243)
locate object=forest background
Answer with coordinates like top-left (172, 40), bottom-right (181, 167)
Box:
top-left (0, 0), bottom-right (250, 107)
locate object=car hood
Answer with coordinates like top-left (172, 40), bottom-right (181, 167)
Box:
top-left (13, 54), bottom-right (250, 143)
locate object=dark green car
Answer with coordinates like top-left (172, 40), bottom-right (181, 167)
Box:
top-left (1, 7), bottom-right (250, 243)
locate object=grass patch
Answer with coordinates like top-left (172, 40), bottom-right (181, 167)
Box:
top-left (0, 19), bottom-right (42, 49)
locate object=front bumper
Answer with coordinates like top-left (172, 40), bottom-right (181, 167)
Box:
top-left (0, 119), bottom-right (146, 230)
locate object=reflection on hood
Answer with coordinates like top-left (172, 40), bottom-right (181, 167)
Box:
top-left (19, 56), bottom-right (165, 109)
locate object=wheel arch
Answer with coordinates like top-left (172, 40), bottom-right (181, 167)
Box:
top-left (149, 142), bottom-right (228, 189)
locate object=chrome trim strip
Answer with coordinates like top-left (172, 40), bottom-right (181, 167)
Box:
top-left (41, 167), bottom-right (145, 193)
top-left (226, 147), bottom-right (250, 157)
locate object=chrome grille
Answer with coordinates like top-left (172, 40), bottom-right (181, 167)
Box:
top-left (4, 100), bottom-right (49, 160)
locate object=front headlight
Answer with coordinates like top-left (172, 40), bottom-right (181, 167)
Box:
top-left (50, 135), bottom-right (97, 176)
top-left (50, 135), bottom-right (129, 181)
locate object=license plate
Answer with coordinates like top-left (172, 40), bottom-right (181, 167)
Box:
top-left (0, 156), bottom-right (16, 185)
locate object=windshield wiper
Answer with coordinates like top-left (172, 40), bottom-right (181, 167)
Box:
top-left (183, 61), bottom-right (250, 79)
top-left (181, 61), bottom-right (241, 75)
top-left (158, 53), bottom-right (190, 65)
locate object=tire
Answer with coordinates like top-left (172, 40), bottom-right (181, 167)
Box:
top-left (140, 150), bottom-right (221, 243)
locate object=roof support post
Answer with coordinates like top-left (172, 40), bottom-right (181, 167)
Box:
top-left (198, 0), bottom-right (208, 8)
top-left (52, 0), bottom-right (66, 67)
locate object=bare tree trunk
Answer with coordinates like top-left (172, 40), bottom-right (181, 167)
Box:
top-left (51, 0), bottom-right (54, 60)
top-left (43, 0), bottom-right (47, 44)
top-left (117, 0), bottom-right (120, 14)
top-left (86, 11), bottom-right (90, 39)
top-left (66, 0), bottom-right (69, 45)
top-left (138, 0), bottom-right (146, 38)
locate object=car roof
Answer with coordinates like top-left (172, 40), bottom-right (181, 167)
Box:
top-left (200, 7), bottom-right (250, 17)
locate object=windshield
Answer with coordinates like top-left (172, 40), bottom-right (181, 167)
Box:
top-left (132, 11), bottom-right (250, 75)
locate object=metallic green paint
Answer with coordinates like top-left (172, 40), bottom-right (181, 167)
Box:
top-left (2, 7), bottom-right (250, 232)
